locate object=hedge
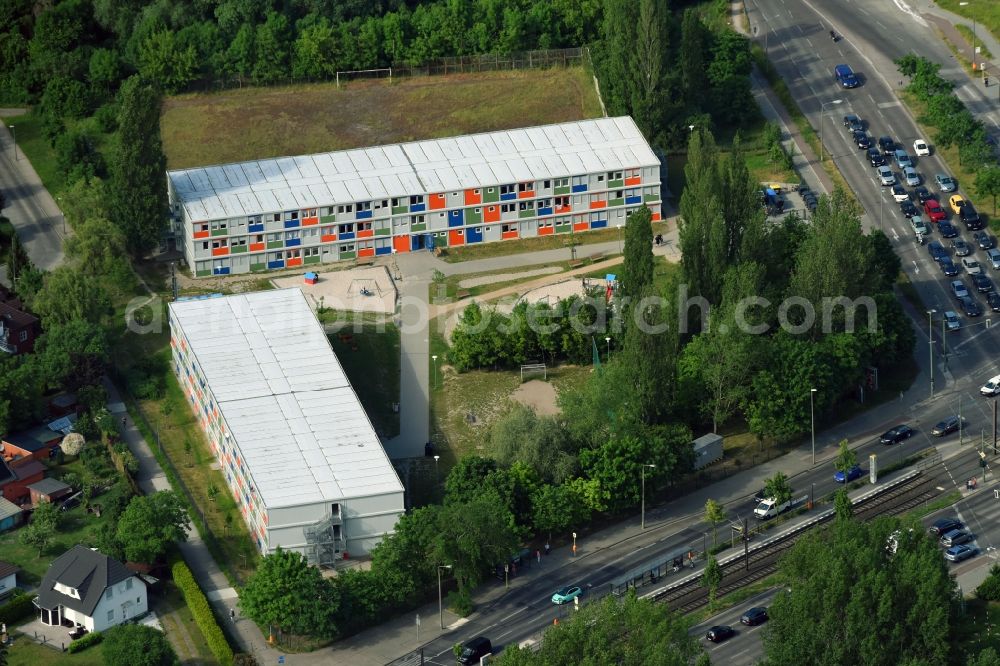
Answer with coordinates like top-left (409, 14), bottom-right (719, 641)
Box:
top-left (0, 592), bottom-right (37, 624)
top-left (67, 630), bottom-right (103, 653)
top-left (172, 560), bottom-right (235, 666)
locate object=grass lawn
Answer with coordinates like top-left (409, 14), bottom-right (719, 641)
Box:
top-left (937, 0), bottom-right (1000, 46)
top-left (0, 502), bottom-right (108, 585)
top-left (6, 637), bottom-right (107, 666)
top-left (1, 112), bottom-right (65, 196)
top-left (955, 24), bottom-right (993, 59)
top-left (160, 68), bottom-right (604, 169)
top-left (327, 322), bottom-right (401, 439)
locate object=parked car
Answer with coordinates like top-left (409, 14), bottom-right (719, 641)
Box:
top-left (878, 136), bottom-right (895, 156)
top-left (854, 131), bottom-right (871, 150)
top-left (910, 216), bottom-right (930, 238)
top-left (981, 375), bottom-right (1000, 396)
top-left (894, 149), bottom-right (913, 169)
top-left (880, 424), bottom-right (915, 445)
top-left (940, 529), bottom-right (974, 548)
top-left (740, 607), bottom-right (769, 626)
top-left (458, 637), bottom-right (493, 665)
top-left (923, 199), bottom-right (947, 222)
top-left (988, 292), bottom-right (1000, 312)
top-left (964, 258), bottom-right (984, 276)
top-left (936, 174), bottom-right (957, 192)
top-left (961, 296), bottom-right (983, 317)
top-left (952, 239), bottom-right (972, 257)
top-left (943, 310), bottom-right (961, 330)
top-left (973, 231), bottom-right (995, 250)
top-left (927, 240), bottom-right (948, 262)
top-left (877, 166), bottom-right (896, 186)
top-left (960, 204), bottom-right (983, 230)
top-left (551, 586), bottom-right (583, 605)
top-left (949, 194), bottom-right (967, 214)
top-left (892, 184), bottom-right (909, 202)
top-left (945, 544), bottom-right (975, 562)
top-left (707, 625), bottom-right (736, 643)
top-left (900, 200), bottom-right (918, 218)
top-left (931, 415), bottom-right (963, 436)
top-left (868, 147), bottom-right (886, 167)
top-left (971, 272), bottom-right (992, 291)
top-left (929, 517), bottom-right (964, 536)
top-left (914, 186), bottom-right (933, 203)
top-left (835, 464), bottom-right (864, 483)
top-left (938, 221), bottom-right (958, 238)
top-left (843, 114), bottom-right (864, 131)
top-left (987, 248), bottom-right (1000, 270)
top-left (903, 166), bottom-right (920, 186)
top-left (940, 258), bottom-right (960, 276)
top-left (952, 277), bottom-right (970, 298)
top-left (913, 139), bottom-right (931, 156)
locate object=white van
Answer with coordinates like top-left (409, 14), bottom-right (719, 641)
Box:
top-left (754, 498), bottom-right (791, 519)
top-left (981, 375), bottom-right (1000, 396)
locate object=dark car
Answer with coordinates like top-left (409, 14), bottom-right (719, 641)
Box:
top-left (972, 273), bottom-right (994, 293)
top-left (924, 199), bottom-right (947, 222)
top-left (945, 544), bottom-right (975, 562)
top-left (989, 292), bottom-right (1000, 312)
top-left (843, 113), bottom-right (863, 130)
top-left (961, 205), bottom-right (984, 230)
top-left (914, 186), bottom-right (933, 203)
top-left (931, 416), bottom-right (963, 437)
top-left (867, 147), bottom-right (886, 167)
top-left (940, 529), bottom-right (974, 548)
top-left (930, 517), bottom-right (964, 536)
top-left (458, 637), bottom-right (493, 665)
top-left (752, 488), bottom-right (767, 505)
top-left (854, 131), bottom-right (871, 149)
top-left (961, 296), bottom-right (983, 317)
top-left (940, 258), bottom-right (960, 276)
top-left (928, 240), bottom-right (948, 262)
top-left (878, 136), bottom-right (895, 155)
top-left (974, 231), bottom-right (995, 250)
top-left (880, 424), bottom-right (915, 445)
top-left (938, 221), bottom-right (959, 238)
top-left (952, 239), bottom-right (972, 257)
top-left (900, 200), bottom-right (918, 218)
top-left (740, 607), bottom-right (769, 626)
top-left (707, 625), bottom-right (736, 643)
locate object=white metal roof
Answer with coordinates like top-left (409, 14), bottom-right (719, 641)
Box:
top-left (168, 116), bottom-right (659, 221)
top-left (168, 289), bottom-right (403, 510)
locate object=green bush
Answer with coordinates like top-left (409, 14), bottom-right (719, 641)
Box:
top-left (977, 565), bottom-right (1000, 601)
top-left (67, 630), bottom-right (104, 653)
top-left (172, 559), bottom-right (235, 666)
top-left (0, 592), bottom-right (37, 624)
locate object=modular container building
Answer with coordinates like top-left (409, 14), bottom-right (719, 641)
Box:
top-left (167, 116), bottom-right (662, 276)
top-left (168, 289), bottom-right (404, 564)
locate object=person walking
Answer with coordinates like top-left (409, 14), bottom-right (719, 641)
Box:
top-left (544, 542), bottom-right (550, 556)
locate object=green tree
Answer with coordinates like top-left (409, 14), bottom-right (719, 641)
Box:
top-left (763, 471), bottom-right (792, 507)
top-left (430, 490), bottom-right (519, 593)
top-left (975, 164), bottom-right (1000, 211)
top-left (530, 483), bottom-right (590, 541)
top-left (107, 76), bottom-right (168, 257)
top-left (489, 405), bottom-right (576, 484)
top-left (138, 29), bottom-right (197, 94)
top-left (292, 17), bottom-right (339, 79)
top-left (115, 491), bottom-right (190, 563)
top-left (704, 498), bottom-right (726, 546)
top-left (443, 456), bottom-right (497, 505)
top-left (679, 9), bottom-right (706, 114)
top-left (494, 592), bottom-right (701, 665)
top-left (968, 648), bottom-right (1000, 666)
top-left (88, 48), bottom-right (123, 93)
top-left (368, 505), bottom-right (440, 607)
top-left (834, 439), bottom-right (858, 475)
top-left (701, 554), bottom-right (722, 603)
top-left (239, 548), bottom-right (339, 638)
top-left (19, 499), bottom-right (60, 555)
top-left (34, 318), bottom-right (109, 390)
top-left (630, 0), bottom-right (668, 137)
top-left (225, 23), bottom-right (256, 81)
top-left (867, 231), bottom-right (901, 293)
top-left (102, 624), bottom-right (177, 666)
top-left (834, 488), bottom-right (853, 522)
top-left (678, 128), bottom-right (725, 310)
top-left (762, 517), bottom-right (955, 665)
top-left (618, 206), bottom-right (655, 305)
top-left (31, 267), bottom-right (112, 327)
top-left (252, 11), bottom-right (290, 83)
top-left (618, 281), bottom-right (678, 425)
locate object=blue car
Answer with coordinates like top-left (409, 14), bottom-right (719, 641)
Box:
top-left (834, 465), bottom-right (863, 483)
top-left (834, 64), bottom-right (860, 88)
top-left (940, 258), bottom-right (960, 276)
top-left (944, 544), bottom-right (975, 562)
top-left (927, 240), bottom-right (948, 262)
top-left (938, 221), bottom-right (959, 238)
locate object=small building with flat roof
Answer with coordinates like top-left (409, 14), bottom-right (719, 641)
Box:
top-left (168, 289), bottom-right (404, 564)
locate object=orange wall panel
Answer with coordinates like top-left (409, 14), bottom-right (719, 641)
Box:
top-left (286, 257), bottom-right (303, 267)
top-left (589, 200), bottom-right (607, 210)
top-left (464, 189), bottom-right (482, 205)
top-left (249, 242), bottom-right (265, 252)
top-left (393, 235), bottom-right (410, 253)
top-left (651, 211), bottom-right (661, 221)
top-left (358, 247), bottom-right (375, 258)
top-left (193, 230), bottom-right (209, 239)
top-left (555, 205), bottom-right (571, 214)
top-left (321, 233), bottom-right (337, 243)
top-left (517, 190), bottom-right (535, 199)
top-left (484, 206), bottom-right (501, 223)
top-left (302, 217), bottom-right (319, 226)
top-left (357, 229), bottom-right (374, 239)
top-left (211, 247), bottom-right (229, 257)
top-left (537, 226), bottom-right (554, 236)
top-left (573, 222), bottom-right (590, 232)
top-left (429, 193), bottom-right (446, 210)
top-left (449, 230), bottom-right (465, 246)
top-left (624, 176), bottom-right (641, 186)
top-left (501, 230), bottom-right (519, 240)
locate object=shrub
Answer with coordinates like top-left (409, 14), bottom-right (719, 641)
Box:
top-left (172, 559), bottom-right (235, 666)
top-left (446, 588), bottom-right (473, 617)
top-left (67, 630), bottom-right (104, 653)
top-left (0, 592), bottom-right (37, 624)
top-left (977, 564), bottom-right (1000, 601)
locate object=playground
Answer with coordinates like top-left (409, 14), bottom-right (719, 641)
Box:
top-left (272, 266), bottom-right (397, 314)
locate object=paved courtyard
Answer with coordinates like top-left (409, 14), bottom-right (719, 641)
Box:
top-left (272, 266), bottom-right (397, 314)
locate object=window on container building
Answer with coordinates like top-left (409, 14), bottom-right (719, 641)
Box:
top-left (201, 242), bottom-right (209, 250)
top-left (555, 177), bottom-right (569, 187)
top-left (323, 206), bottom-right (334, 216)
top-left (248, 215), bottom-right (261, 225)
top-left (286, 231), bottom-right (299, 239)
top-left (608, 170), bottom-right (623, 180)
top-left (271, 213), bottom-right (281, 222)
top-left (409, 195), bottom-right (423, 204)
top-left (198, 223), bottom-right (209, 233)
top-left (342, 244), bottom-right (355, 252)
top-left (596, 174), bottom-right (605, 182)
top-left (518, 201), bottom-right (533, 211)
top-left (338, 224), bottom-right (353, 234)
top-left (500, 184), bottom-right (515, 194)
top-left (268, 233), bottom-right (280, 241)
top-left (391, 198), bottom-right (400, 207)
top-left (357, 201), bottom-right (372, 211)
top-left (543, 180), bottom-right (551, 188)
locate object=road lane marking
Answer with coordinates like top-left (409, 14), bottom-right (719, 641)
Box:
top-left (878, 101), bottom-right (902, 109)
top-left (891, 0), bottom-right (929, 26)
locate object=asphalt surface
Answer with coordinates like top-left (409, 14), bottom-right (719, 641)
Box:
top-left (746, 0), bottom-right (1000, 397)
top-left (0, 119), bottom-right (65, 271)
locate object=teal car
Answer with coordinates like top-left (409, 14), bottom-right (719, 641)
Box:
top-left (551, 586), bottom-right (583, 605)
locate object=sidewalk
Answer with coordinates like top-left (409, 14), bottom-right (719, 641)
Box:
top-left (102, 377), bottom-right (277, 663)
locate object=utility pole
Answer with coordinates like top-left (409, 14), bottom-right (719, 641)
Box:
top-left (743, 518), bottom-right (750, 571)
top-left (993, 399), bottom-right (997, 455)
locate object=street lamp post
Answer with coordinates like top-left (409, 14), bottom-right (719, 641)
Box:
top-left (810, 388), bottom-right (818, 466)
top-left (820, 99), bottom-right (844, 162)
top-left (605, 336), bottom-right (611, 361)
top-left (928, 309), bottom-right (936, 397)
top-left (641, 464), bottom-right (656, 529)
top-left (616, 223), bottom-right (624, 254)
top-left (437, 564), bottom-right (452, 629)
top-left (8, 125), bottom-right (16, 161)
top-left (431, 354), bottom-right (438, 389)
top-left (433, 454), bottom-right (440, 485)
top-left (960, 4), bottom-right (977, 64)
top-left (57, 196), bottom-right (66, 234)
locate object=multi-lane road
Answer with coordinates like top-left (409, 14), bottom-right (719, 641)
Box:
top-left (745, 0), bottom-right (1000, 391)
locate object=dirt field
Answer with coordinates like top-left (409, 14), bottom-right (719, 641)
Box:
top-left (511, 379), bottom-right (559, 415)
top-left (161, 67), bottom-right (604, 169)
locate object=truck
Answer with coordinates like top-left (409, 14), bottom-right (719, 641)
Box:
top-left (753, 497), bottom-right (791, 520)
